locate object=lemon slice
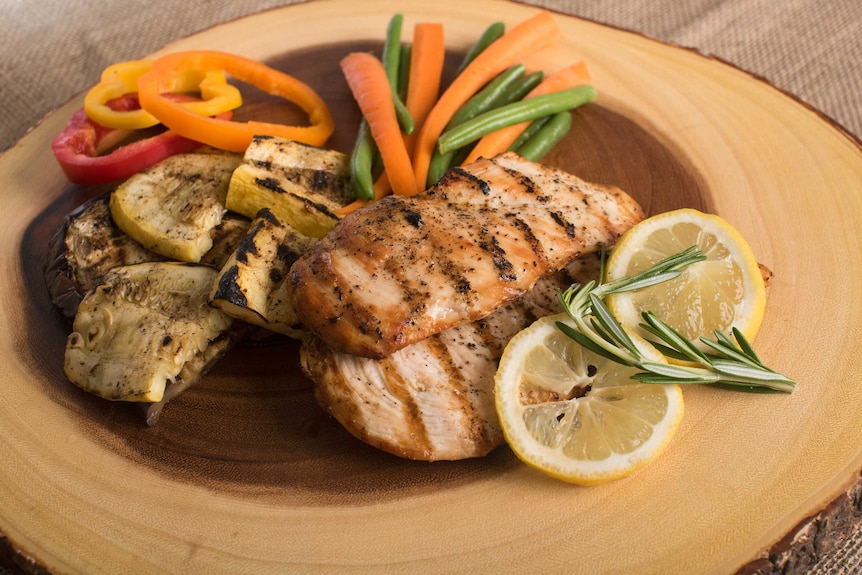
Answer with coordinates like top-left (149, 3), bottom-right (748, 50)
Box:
top-left (605, 208), bottom-right (766, 344)
top-left (495, 313), bottom-right (684, 485)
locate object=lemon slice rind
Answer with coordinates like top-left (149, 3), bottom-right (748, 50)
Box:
top-left (495, 313), bottom-right (684, 485)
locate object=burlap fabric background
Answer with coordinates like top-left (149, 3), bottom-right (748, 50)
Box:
top-left (1, 1), bottom-right (860, 573)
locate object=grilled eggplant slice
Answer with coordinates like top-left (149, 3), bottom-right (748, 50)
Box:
top-left (64, 262), bottom-right (233, 403)
top-left (45, 196), bottom-right (250, 320)
top-left (210, 208), bottom-right (316, 337)
top-left (226, 135), bottom-right (352, 238)
top-left (44, 196), bottom-right (165, 319)
top-left (110, 151), bottom-right (242, 263)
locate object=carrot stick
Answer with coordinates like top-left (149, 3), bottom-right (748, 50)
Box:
top-left (403, 22), bottom-right (445, 160)
top-left (411, 10), bottom-right (561, 189)
top-left (372, 171), bottom-right (392, 199)
top-left (334, 199), bottom-right (369, 217)
top-left (335, 171), bottom-right (390, 215)
top-left (340, 52), bottom-right (418, 197)
top-left (462, 61), bottom-right (591, 164)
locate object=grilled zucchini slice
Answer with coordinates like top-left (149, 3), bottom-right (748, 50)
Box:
top-left (210, 208), bottom-right (316, 337)
top-left (110, 151), bottom-right (242, 263)
top-left (64, 262), bottom-right (233, 403)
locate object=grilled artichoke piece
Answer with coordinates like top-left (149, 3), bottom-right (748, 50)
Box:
top-left (210, 208), bottom-right (317, 338)
top-left (64, 262), bottom-right (233, 403)
top-left (44, 196), bottom-right (165, 319)
top-left (140, 323), bottom-right (253, 426)
top-left (226, 136), bottom-right (353, 238)
top-left (110, 151), bottom-right (242, 263)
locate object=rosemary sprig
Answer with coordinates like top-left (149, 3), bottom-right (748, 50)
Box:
top-left (556, 246), bottom-right (796, 393)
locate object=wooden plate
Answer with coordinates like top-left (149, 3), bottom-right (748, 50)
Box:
top-left (3, 0), bottom-right (862, 573)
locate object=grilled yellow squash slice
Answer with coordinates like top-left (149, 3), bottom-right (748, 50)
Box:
top-left (110, 151), bottom-right (242, 262)
top-left (226, 135), bottom-right (352, 238)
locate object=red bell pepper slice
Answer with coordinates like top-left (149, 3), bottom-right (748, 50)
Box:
top-left (51, 94), bottom-right (231, 185)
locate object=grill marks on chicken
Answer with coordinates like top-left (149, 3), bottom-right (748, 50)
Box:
top-left (289, 153), bottom-right (644, 359)
top-left (301, 256), bottom-right (602, 461)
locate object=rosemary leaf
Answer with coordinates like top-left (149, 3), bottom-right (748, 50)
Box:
top-left (709, 359), bottom-right (795, 383)
top-left (589, 294), bottom-right (639, 354)
top-left (554, 244), bottom-right (796, 394)
top-left (711, 382), bottom-right (789, 394)
top-left (699, 337), bottom-right (763, 369)
top-left (639, 361), bottom-right (718, 382)
top-left (555, 321), bottom-right (635, 365)
top-left (731, 327), bottom-right (762, 363)
top-left (644, 341), bottom-right (693, 363)
top-left (607, 271), bottom-right (685, 294)
top-left (640, 312), bottom-right (710, 364)
top-left (631, 373), bottom-right (719, 385)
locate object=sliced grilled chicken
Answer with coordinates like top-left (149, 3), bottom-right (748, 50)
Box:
top-left (210, 208), bottom-right (317, 337)
top-left (289, 153), bottom-right (645, 359)
top-left (302, 255), bottom-right (602, 461)
top-left (64, 262), bottom-right (234, 404)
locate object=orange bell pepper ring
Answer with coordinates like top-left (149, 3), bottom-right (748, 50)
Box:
top-left (137, 50), bottom-right (335, 152)
top-left (84, 59), bottom-right (242, 130)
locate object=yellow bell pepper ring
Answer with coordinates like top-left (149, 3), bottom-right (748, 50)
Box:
top-left (84, 59), bottom-right (243, 130)
top-left (137, 50), bottom-right (335, 152)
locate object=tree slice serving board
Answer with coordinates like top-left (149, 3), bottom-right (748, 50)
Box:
top-left (2, 0), bottom-right (862, 573)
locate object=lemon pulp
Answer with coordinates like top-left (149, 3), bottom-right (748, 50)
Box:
top-left (605, 208), bottom-right (766, 343)
top-left (495, 313), bottom-right (684, 485)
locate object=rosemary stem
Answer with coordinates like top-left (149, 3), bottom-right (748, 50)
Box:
top-left (556, 245), bottom-right (796, 394)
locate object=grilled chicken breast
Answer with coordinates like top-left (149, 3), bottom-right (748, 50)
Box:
top-left (289, 153), bottom-right (644, 359)
top-left (301, 255), bottom-right (602, 461)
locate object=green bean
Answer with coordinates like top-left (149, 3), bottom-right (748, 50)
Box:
top-left (397, 43), bottom-right (412, 102)
top-left (426, 148), bottom-right (458, 185)
top-left (515, 111), bottom-right (573, 161)
top-left (393, 91), bottom-right (414, 134)
top-left (437, 85), bottom-right (597, 154)
top-left (508, 116), bottom-right (550, 151)
top-left (455, 21), bottom-right (505, 76)
top-left (426, 144), bottom-right (478, 186)
top-left (425, 65), bottom-right (526, 185)
top-left (447, 64), bottom-right (526, 129)
top-left (350, 119), bottom-right (377, 201)
top-left (501, 70), bottom-right (543, 103)
top-left (381, 12), bottom-right (414, 135)
top-left (382, 13), bottom-right (404, 86)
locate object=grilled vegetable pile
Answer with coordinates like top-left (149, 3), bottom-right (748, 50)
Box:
top-left (47, 138), bottom-right (346, 424)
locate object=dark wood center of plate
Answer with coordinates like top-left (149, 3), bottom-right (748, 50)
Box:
top-left (19, 42), bottom-right (706, 507)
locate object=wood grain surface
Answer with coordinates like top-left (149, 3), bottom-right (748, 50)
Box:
top-left (2, 1), bottom-right (862, 573)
